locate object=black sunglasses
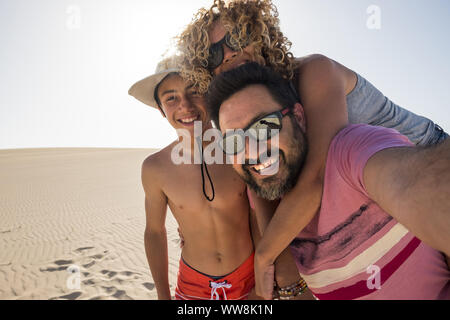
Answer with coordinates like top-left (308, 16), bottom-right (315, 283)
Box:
top-left (219, 107), bottom-right (291, 155)
top-left (207, 29), bottom-right (251, 70)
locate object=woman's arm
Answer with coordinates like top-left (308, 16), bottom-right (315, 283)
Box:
top-left (254, 54), bottom-right (352, 298)
top-left (249, 189), bottom-right (315, 300)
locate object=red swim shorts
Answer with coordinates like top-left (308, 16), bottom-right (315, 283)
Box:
top-left (175, 253), bottom-right (255, 300)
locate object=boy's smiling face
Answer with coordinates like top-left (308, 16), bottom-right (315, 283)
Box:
top-left (157, 74), bottom-right (209, 135)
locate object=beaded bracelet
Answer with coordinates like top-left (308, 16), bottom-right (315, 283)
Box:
top-left (273, 278), bottom-right (308, 300)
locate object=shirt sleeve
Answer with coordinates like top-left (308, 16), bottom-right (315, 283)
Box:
top-left (330, 124), bottom-right (414, 196)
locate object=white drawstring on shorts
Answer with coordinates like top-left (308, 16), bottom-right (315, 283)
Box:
top-left (210, 281), bottom-right (232, 300)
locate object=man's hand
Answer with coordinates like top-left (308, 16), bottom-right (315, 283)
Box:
top-left (254, 254), bottom-right (275, 300)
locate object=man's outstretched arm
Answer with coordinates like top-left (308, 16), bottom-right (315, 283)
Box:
top-left (364, 138), bottom-right (450, 256)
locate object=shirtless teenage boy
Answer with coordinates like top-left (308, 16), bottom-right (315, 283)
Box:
top-left (128, 56), bottom-right (259, 300)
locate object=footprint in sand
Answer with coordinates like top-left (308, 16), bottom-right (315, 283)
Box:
top-left (120, 271), bottom-right (141, 277)
top-left (98, 270), bottom-right (141, 280)
top-left (54, 259), bottom-right (74, 266)
top-left (75, 247), bottom-right (95, 253)
top-left (98, 287), bottom-right (132, 300)
top-left (83, 260), bottom-right (95, 269)
top-left (101, 270), bottom-right (118, 278)
top-left (82, 260), bottom-right (96, 268)
top-left (40, 266), bottom-right (66, 272)
top-left (53, 291), bottom-right (83, 300)
top-left (112, 290), bottom-right (132, 300)
top-left (81, 251), bottom-right (107, 269)
top-left (101, 286), bottom-right (116, 294)
top-left (40, 259), bottom-right (74, 272)
top-left (43, 249), bottom-right (107, 272)
top-left (82, 279), bottom-right (96, 286)
top-left (142, 282), bottom-right (155, 291)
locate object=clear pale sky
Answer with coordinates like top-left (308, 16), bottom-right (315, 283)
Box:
top-left (1, 0), bottom-right (449, 149)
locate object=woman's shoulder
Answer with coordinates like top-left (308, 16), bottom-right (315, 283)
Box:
top-left (291, 54), bottom-right (329, 70)
top-left (292, 54), bottom-right (357, 96)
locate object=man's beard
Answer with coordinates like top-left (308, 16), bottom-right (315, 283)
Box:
top-left (241, 118), bottom-right (308, 201)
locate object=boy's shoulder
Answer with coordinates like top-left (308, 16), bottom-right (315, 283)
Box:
top-left (141, 141), bottom-right (179, 181)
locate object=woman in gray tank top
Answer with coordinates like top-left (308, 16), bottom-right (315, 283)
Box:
top-left (178, 0), bottom-right (448, 147)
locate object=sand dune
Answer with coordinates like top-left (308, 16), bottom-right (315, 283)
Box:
top-left (0, 148), bottom-right (181, 300)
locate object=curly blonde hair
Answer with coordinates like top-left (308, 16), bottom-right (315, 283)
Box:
top-left (177, 0), bottom-right (294, 94)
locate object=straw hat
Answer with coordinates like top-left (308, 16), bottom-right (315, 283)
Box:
top-left (128, 56), bottom-right (180, 109)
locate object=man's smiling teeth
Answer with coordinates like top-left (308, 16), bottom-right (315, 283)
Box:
top-left (253, 158), bottom-right (278, 173)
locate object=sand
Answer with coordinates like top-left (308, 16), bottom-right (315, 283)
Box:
top-left (0, 148), bottom-right (181, 300)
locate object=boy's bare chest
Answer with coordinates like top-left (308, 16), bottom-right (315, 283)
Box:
top-left (162, 163), bottom-right (247, 213)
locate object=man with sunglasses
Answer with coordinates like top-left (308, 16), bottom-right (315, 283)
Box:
top-left (208, 62), bottom-right (450, 300)
top-left (219, 107), bottom-right (300, 198)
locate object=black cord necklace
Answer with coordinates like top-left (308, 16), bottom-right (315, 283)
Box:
top-left (196, 137), bottom-right (215, 202)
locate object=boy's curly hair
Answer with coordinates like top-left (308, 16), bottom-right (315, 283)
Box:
top-left (177, 0), bottom-right (294, 94)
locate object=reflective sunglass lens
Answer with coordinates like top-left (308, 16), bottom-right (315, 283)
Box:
top-left (208, 45), bottom-right (223, 70)
top-left (249, 116), bottom-right (281, 140)
top-left (208, 27), bottom-right (252, 69)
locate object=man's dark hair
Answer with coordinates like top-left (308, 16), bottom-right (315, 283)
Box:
top-left (207, 62), bottom-right (300, 129)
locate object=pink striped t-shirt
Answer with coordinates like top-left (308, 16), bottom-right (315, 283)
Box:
top-left (290, 124), bottom-right (450, 300)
